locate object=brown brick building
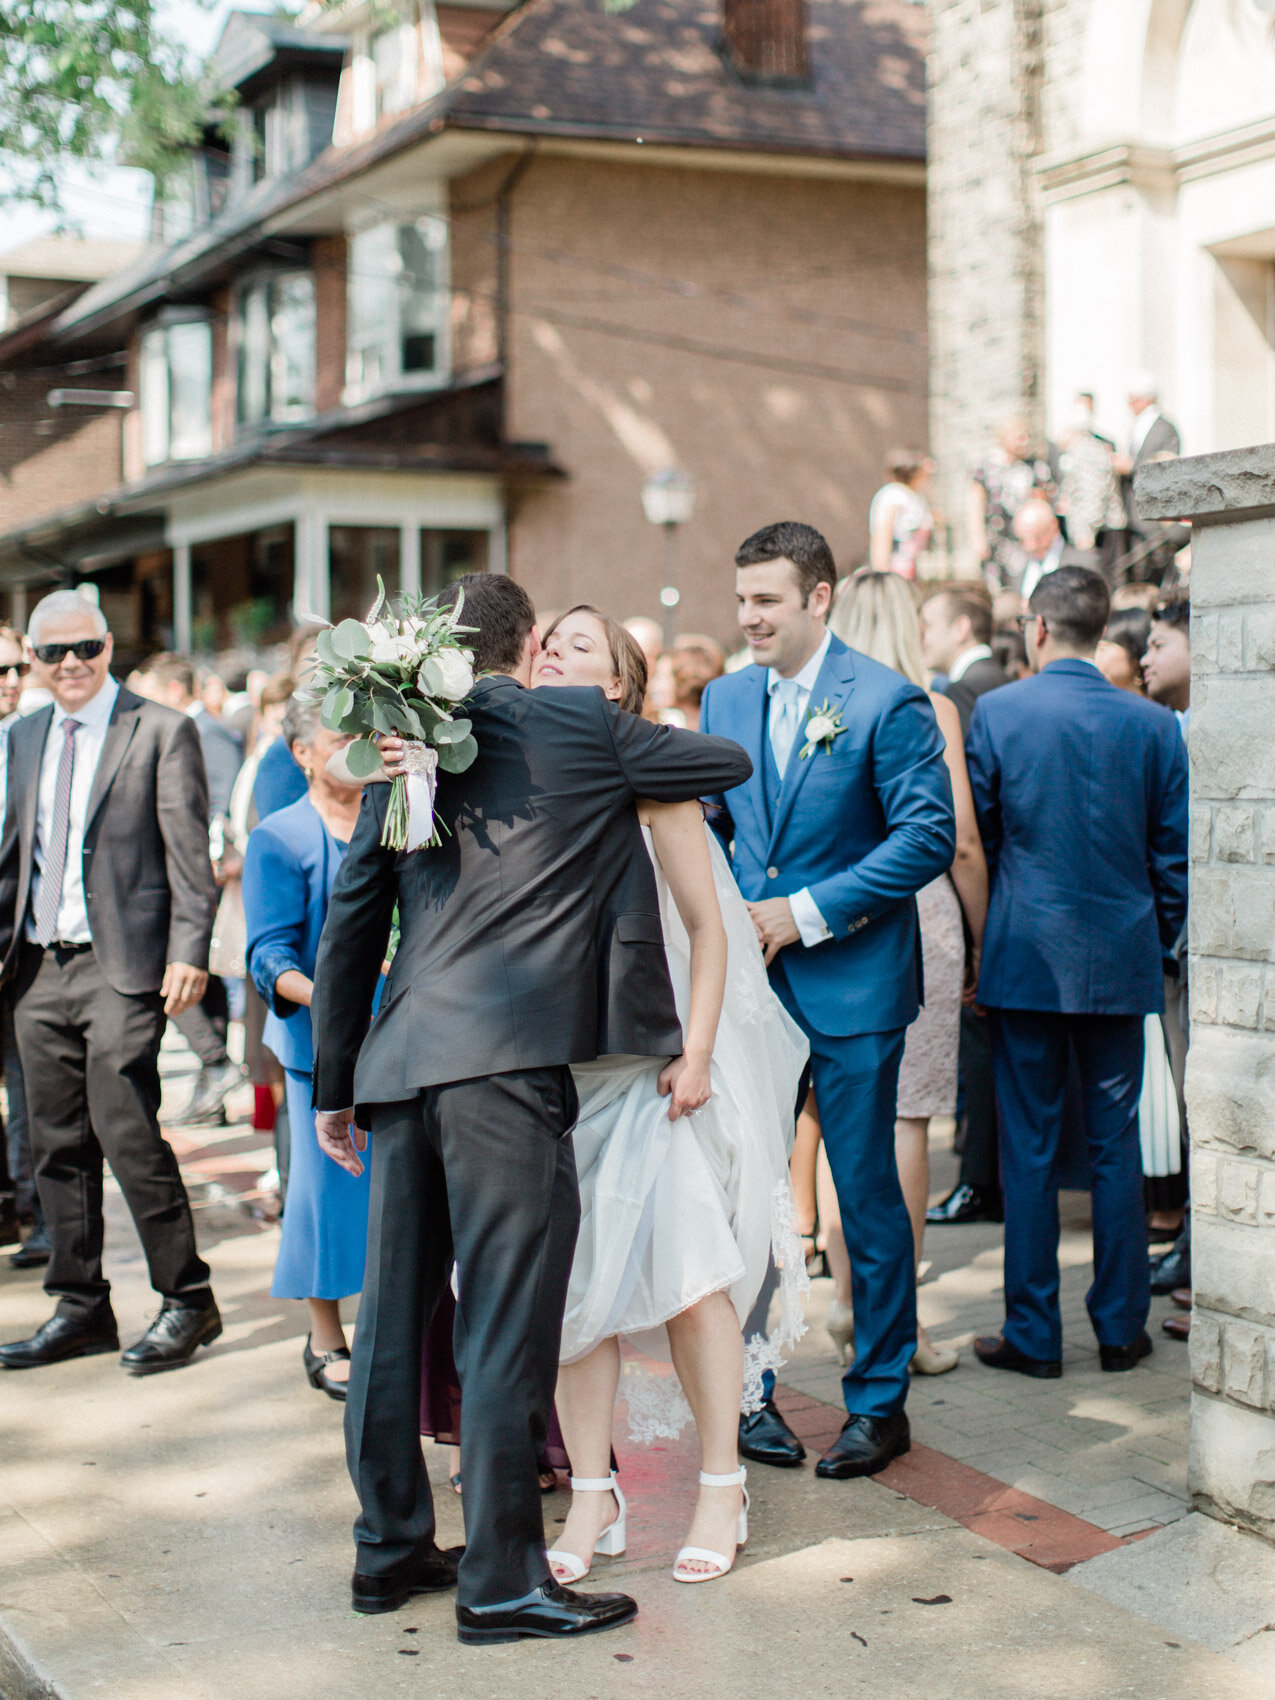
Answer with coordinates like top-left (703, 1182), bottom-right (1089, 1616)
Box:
top-left (0, 0), bottom-right (927, 660)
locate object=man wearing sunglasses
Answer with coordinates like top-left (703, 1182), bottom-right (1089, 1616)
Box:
top-left (0, 591), bottom-right (221, 1374)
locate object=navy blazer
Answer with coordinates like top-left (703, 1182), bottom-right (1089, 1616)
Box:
top-left (966, 659), bottom-right (1188, 1015)
top-left (700, 635), bottom-right (955, 1038)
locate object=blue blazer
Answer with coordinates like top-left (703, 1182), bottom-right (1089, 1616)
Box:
top-left (243, 797), bottom-right (349, 1074)
top-left (700, 634), bottom-right (956, 1037)
top-left (966, 659), bottom-right (1188, 1015)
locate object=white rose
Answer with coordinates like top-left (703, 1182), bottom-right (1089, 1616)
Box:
top-left (369, 636), bottom-right (400, 664)
top-left (804, 715), bottom-right (835, 744)
top-left (431, 648), bottom-right (475, 700)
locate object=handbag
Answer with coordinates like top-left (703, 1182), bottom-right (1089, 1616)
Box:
top-left (208, 877), bottom-right (247, 980)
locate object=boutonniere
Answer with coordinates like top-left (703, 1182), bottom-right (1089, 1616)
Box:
top-left (799, 700), bottom-right (847, 760)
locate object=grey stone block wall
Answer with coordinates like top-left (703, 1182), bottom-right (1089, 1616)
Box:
top-left (1139, 447), bottom-right (1275, 1543)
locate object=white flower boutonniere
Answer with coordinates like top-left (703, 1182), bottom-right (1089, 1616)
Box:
top-left (799, 699), bottom-right (847, 761)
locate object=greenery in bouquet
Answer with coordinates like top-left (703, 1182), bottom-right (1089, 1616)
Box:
top-left (303, 578), bottom-right (479, 850)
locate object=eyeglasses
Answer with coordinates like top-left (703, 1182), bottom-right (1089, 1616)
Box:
top-left (0, 661), bottom-right (29, 679)
top-left (1015, 613), bottom-right (1045, 634)
top-left (33, 639), bottom-right (106, 665)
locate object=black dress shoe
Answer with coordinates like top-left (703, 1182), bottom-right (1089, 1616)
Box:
top-left (925, 1184), bottom-right (1003, 1226)
top-left (974, 1335), bottom-right (1062, 1379)
top-left (815, 1410), bottom-right (910, 1479)
top-left (179, 1060), bottom-right (244, 1126)
top-left (303, 1335), bottom-right (350, 1402)
top-left (0, 1312), bottom-right (119, 1370)
top-left (10, 1229), bottom-right (52, 1268)
top-left (352, 1544), bottom-right (465, 1614)
top-left (119, 1300), bottom-right (222, 1375)
top-left (456, 1581), bottom-right (637, 1645)
top-left (1150, 1242), bottom-right (1190, 1294)
top-left (738, 1398), bottom-right (806, 1467)
top-left (1099, 1330), bottom-right (1152, 1372)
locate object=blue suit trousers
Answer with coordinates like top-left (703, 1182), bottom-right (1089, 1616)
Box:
top-left (990, 1011), bottom-right (1149, 1361)
top-left (772, 962), bottom-right (915, 1417)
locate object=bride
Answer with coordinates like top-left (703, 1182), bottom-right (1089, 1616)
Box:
top-left (531, 607), bottom-right (809, 1586)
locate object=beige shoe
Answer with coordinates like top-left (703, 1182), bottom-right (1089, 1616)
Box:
top-left (826, 1298), bottom-right (855, 1365)
top-left (911, 1326), bottom-right (959, 1376)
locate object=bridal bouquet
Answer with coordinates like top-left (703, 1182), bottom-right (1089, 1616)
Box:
top-left (305, 579), bottom-right (478, 851)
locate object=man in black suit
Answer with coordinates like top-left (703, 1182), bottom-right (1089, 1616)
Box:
top-left (1114, 377), bottom-right (1183, 582)
top-left (0, 593), bottom-right (221, 1374)
top-left (310, 575), bottom-right (751, 1644)
top-left (920, 586), bottom-right (1010, 1226)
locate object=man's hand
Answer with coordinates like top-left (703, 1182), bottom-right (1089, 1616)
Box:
top-left (315, 1108), bottom-right (368, 1177)
top-left (744, 897), bottom-right (801, 966)
top-left (162, 962), bottom-right (208, 1016)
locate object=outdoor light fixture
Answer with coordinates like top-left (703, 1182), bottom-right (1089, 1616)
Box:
top-left (46, 389), bottom-right (135, 409)
top-left (642, 467), bottom-right (695, 646)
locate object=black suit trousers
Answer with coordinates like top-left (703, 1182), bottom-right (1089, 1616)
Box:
top-left (346, 1066), bottom-right (580, 1609)
top-left (12, 942), bottom-right (212, 1320)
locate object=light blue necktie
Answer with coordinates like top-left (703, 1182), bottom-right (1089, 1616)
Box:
top-left (768, 678), bottom-right (802, 776)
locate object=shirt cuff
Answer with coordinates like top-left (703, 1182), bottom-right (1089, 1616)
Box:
top-left (789, 887), bottom-right (832, 947)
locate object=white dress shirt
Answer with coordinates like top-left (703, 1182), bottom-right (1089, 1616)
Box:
top-left (1021, 535), bottom-right (1065, 603)
top-left (947, 643), bottom-right (993, 685)
top-left (1129, 405), bottom-right (1162, 459)
top-left (27, 676), bottom-right (119, 945)
top-left (765, 629), bottom-right (833, 947)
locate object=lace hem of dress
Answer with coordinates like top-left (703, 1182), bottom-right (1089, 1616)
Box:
top-left (619, 1178), bottom-right (810, 1445)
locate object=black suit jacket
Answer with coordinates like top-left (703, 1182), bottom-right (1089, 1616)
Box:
top-left (311, 677), bottom-right (752, 1113)
top-left (942, 653), bottom-right (1010, 738)
top-left (0, 686), bottom-right (219, 994)
top-left (1124, 413), bottom-right (1182, 531)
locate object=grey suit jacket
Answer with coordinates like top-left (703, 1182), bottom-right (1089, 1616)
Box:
top-left (192, 707), bottom-right (243, 817)
top-left (0, 685), bottom-right (219, 994)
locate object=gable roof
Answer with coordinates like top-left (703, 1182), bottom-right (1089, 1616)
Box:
top-left (445, 0), bottom-right (927, 161)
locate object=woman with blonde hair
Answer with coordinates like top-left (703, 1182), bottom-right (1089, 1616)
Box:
top-left (819, 570), bottom-right (989, 1375)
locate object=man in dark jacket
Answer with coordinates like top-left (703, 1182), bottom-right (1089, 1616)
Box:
top-left (966, 566), bottom-right (1187, 1379)
top-left (311, 574), bottom-right (751, 1643)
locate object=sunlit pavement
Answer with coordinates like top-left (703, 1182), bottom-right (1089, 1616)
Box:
top-left (1, 1071), bottom-right (1273, 1697)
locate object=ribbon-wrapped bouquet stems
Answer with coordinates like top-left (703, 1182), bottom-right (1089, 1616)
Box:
top-left (304, 579), bottom-right (479, 851)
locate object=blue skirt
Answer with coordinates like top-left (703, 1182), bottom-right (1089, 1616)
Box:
top-left (271, 1068), bottom-right (371, 1301)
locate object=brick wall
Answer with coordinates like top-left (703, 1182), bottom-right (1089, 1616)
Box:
top-left (498, 153), bottom-right (928, 645)
top-left (313, 235), bottom-right (347, 412)
top-left (0, 366), bottom-right (123, 529)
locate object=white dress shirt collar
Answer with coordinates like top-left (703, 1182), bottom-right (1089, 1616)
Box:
top-left (51, 674), bottom-right (119, 738)
top-left (1130, 405), bottom-right (1161, 457)
top-left (948, 643), bottom-right (994, 684)
top-left (767, 628), bottom-right (831, 701)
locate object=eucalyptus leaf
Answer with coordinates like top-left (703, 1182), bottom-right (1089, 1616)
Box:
top-left (343, 737), bottom-right (385, 780)
top-left (433, 716), bottom-right (472, 745)
top-left (332, 686), bottom-right (355, 724)
top-left (436, 733), bottom-right (478, 773)
top-left (331, 619), bottom-right (371, 661)
top-left (315, 628), bottom-right (339, 667)
top-left (417, 656), bottom-right (444, 696)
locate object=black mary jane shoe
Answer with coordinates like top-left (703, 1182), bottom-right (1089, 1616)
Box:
top-left (973, 1334), bottom-right (1062, 1379)
top-left (815, 1410), bottom-right (911, 1480)
top-left (352, 1544), bottom-right (465, 1615)
top-left (738, 1398), bottom-right (807, 1468)
top-left (456, 1580), bottom-right (638, 1645)
top-left (304, 1336), bottom-right (351, 1402)
top-left (120, 1300), bottom-right (222, 1375)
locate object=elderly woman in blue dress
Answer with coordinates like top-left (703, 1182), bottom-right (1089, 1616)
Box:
top-left (243, 697), bottom-right (367, 1400)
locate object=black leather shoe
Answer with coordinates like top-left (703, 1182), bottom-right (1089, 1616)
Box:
top-left (925, 1184), bottom-right (1003, 1226)
top-left (304, 1335), bottom-right (350, 1402)
top-left (974, 1335), bottom-right (1062, 1378)
top-left (1099, 1330), bottom-right (1153, 1372)
top-left (815, 1410), bottom-right (910, 1479)
top-left (10, 1229), bottom-right (52, 1268)
top-left (179, 1061), bottom-right (244, 1126)
top-left (0, 1196), bottom-right (20, 1247)
top-left (0, 1312), bottom-right (119, 1370)
top-left (738, 1398), bottom-right (806, 1468)
top-left (120, 1300), bottom-right (222, 1375)
top-left (456, 1581), bottom-right (637, 1645)
top-left (1150, 1241), bottom-right (1190, 1295)
top-left (352, 1545), bottom-right (465, 1614)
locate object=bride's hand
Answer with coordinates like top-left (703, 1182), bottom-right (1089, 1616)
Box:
top-left (376, 733), bottom-right (407, 777)
top-left (658, 1051), bottom-right (712, 1122)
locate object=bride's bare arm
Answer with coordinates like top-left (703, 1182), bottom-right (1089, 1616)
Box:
top-left (639, 799), bottom-right (728, 1121)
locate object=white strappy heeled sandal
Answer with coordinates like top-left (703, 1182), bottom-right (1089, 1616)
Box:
top-left (546, 1472), bottom-right (627, 1584)
top-left (672, 1467), bottom-right (749, 1584)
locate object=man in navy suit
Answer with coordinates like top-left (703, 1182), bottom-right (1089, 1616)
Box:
top-left (701, 523), bottom-right (955, 1478)
top-left (966, 566), bottom-right (1188, 1378)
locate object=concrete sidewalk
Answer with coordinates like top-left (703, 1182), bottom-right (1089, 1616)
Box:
top-left (2, 1127), bottom-right (1273, 1699)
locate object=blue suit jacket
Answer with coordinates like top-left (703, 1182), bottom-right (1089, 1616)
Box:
top-left (966, 659), bottom-right (1188, 1014)
top-left (700, 634), bottom-right (956, 1037)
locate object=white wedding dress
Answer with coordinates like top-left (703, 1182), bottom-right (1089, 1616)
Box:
top-left (561, 825), bottom-right (811, 1443)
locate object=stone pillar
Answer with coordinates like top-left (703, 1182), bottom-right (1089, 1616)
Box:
top-left (1139, 445), bottom-right (1275, 1544)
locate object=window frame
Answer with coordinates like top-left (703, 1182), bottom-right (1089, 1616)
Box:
top-left (138, 310), bottom-right (214, 469)
top-left (343, 209), bottom-right (451, 405)
top-left (232, 267), bottom-right (318, 431)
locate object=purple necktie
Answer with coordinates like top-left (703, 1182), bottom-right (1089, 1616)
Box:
top-left (34, 718), bottom-right (82, 947)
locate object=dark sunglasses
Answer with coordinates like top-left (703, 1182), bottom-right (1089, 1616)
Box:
top-left (0, 661), bottom-right (29, 679)
top-left (33, 639), bottom-right (106, 665)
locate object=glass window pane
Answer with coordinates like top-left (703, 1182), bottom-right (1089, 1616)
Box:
top-left (139, 328), bottom-right (170, 467)
top-left (420, 529), bottom-right (487, 597)
top-left (270, 273), bottom-right (315, 420)
top-left (167, 320), bottom-right (213, 460)
top-left (237, 282), bottom-right (270, 424)
top-left (346, 224), bottom-right (398, 396)
top-left (398, 217), bottom-right (446, 376)
top-left (329, 526), bottom-right (401, 625)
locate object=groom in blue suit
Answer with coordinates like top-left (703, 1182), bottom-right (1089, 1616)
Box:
top-left (701, 523), bottom-right (956, 1478)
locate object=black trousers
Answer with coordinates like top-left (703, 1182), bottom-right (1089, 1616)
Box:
top-left (346, 1066), bottom-right (580, 1609)
top-left (12, 943), bottom-right (212, 1322)
top-left (956, 1006), bottom-right (1001, 1198)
